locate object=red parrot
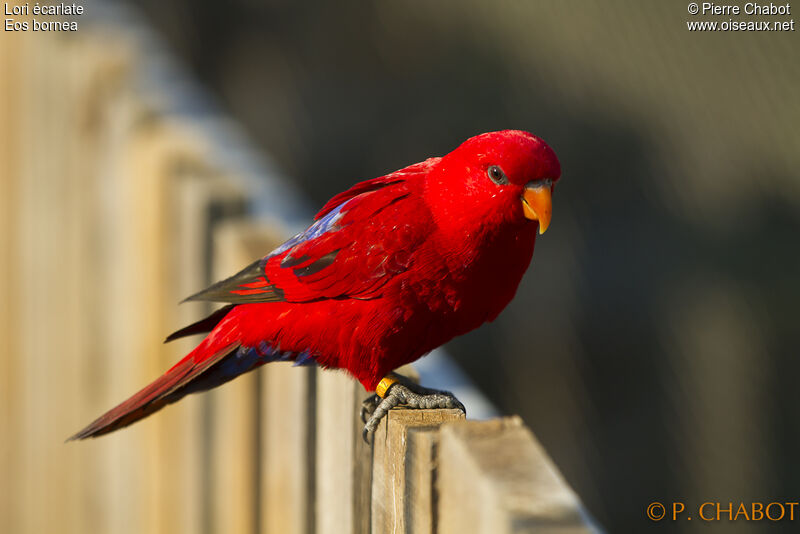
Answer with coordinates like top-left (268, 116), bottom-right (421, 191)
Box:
top-left (70, 129), bottom-right (561, 440)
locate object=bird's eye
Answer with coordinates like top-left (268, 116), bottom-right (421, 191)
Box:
top-left (487, 165), bottom-right (509, 185)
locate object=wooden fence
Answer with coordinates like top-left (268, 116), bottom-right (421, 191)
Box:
top-left (0, 11), bottom-right (600, 534)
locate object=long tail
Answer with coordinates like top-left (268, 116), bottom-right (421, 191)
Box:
top-left (68, 340), bottom-right (243, 440)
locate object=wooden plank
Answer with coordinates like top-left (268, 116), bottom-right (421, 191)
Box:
top-left (195, 220), bottom-right (317, 534)
top-left (87, 99), bottom-right (223, 534)
top-left (58, 32), bottom-right (106, 534)
top-left (437, 417), bottom-right (600, 534)
top-left (114, 108), bottom-right (252, 534)
top-left (106, 108), bottom-right (172, 534)
top-left (14, 29), bottom-right (100, 534)
top-left (55, 30), bottom-right (143, 534)
top-left (77, 99), bottom-right (245, 534)
top-left (261, 361), bottom-right (315, 534)
top-left (0, 25), bottom-right (25, 534)
top-left (74, 38), bottom-right (142, 534)
top-left (167, 167), bottom-right (235, 534)
top-left (155, 142), bottom-right (245, 534)
top-left (208, 221), bottom-right (265, 534)
top-left (405, 427), bottom-right (438, 534)
top-left (315, 371), bottom-right (356, 533)
top-left (370, 409), bottom-right (465, 534)
top-left (94, 105), bottom-right (245, 534)
top-left (15, 29), bottom-right (50, 534)
top-left (315, 370), bottom-right (373, 534)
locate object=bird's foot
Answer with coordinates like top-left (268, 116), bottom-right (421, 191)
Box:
top-left (361, 374), bottom-right (465, 443)
top-left (360, 393), bottom-right (381, 424)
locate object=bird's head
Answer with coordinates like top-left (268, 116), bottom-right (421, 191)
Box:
top-left (426, 130), bottom-right (561, 237)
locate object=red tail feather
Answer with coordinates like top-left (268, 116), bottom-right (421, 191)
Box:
top-left (68, 342), bottom-right (239, 440)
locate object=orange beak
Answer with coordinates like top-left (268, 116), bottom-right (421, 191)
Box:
top-left (522, 183), bottom-right (553, 234)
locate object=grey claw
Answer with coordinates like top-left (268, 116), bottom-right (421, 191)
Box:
top-left (360, 393), bottom-right (380, 424)
top-left (358, 381), bottom-right (466, 443)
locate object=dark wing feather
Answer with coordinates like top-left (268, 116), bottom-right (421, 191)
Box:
top-left (182, 258), bottom-right (284, 304)
top-left (164, 305), bottom-right (235, 343)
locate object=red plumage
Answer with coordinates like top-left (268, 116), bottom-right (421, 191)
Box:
top-left (71, 130), bottom-right (561, 439)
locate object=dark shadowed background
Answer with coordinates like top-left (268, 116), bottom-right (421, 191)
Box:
top-left (128, 1), bottom-right (800, 532)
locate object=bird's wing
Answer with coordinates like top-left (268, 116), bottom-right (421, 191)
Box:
top-left (184, 160), bottom-right (437, 304)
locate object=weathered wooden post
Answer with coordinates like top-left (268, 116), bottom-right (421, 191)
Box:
top-left (315, 370), bottom-right (373, 534)
top-left (371, 408), bottom-right (465, 534)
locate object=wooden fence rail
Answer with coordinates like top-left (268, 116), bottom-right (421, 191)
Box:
top-left (0, 11), bottom-right (601, 534)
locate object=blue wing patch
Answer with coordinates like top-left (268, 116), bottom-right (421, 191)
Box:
top-left (268, 202), bottom-right (347, 260)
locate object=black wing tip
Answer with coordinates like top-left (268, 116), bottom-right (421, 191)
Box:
top-left (65, 425), bottom-right (101, 442)
top-left (163, 331), bottom-right (191, 344)
top-left (178, 258), bottom-right (274, 305)
top-left (66, 411), bottom-right (125, 441)
top-left (164, 305), bottom-right (236, 344)
top-left (178, 289), bottom-right (238, 305)
top-left (180, 292), bottom-right (207, 304)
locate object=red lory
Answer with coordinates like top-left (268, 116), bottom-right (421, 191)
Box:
top-left (70, 129), bottom-right (561, 441)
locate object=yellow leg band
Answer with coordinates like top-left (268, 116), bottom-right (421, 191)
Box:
top-left (375, 375), bottom-right (399, 398)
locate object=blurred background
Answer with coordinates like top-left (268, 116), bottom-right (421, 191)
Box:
top-left (2, 1), bottom-right (800, 533)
